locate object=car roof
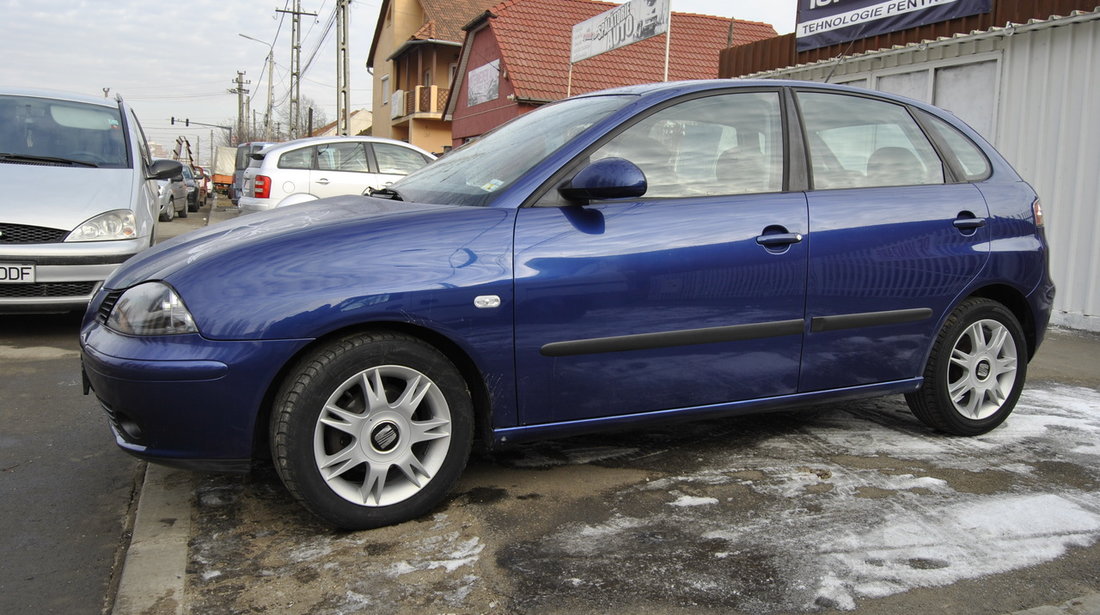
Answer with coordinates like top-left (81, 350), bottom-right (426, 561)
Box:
top-left (0, 86), bottom-right (120, 108)
top-left (258, 135), bottom-right (434, 158)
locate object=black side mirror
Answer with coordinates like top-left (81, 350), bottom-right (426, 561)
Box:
top-left (147, 159), bottom-right (184, 180)
top-left (558, 157), bottom-right (647, 203)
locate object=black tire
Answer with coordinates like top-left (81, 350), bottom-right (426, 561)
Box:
top-left (905, 298), bottom-right (1027, 435)
top-left (159, 198), bottom-right (174, 222)
top-left (271, 331), bottom-right (474, 529)
top-left (179, 201), bottom-right (188, 218)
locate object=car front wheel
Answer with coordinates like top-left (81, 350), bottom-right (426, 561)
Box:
top-left (159, 198), bottom-right (174, 222)
top-left (905, 298), bottom-right (1027, 435)
top-left (271, 332), bottom-right (473, 529)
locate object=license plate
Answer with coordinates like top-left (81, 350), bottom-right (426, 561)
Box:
top-left (0, 263), bottom-right (35, 284)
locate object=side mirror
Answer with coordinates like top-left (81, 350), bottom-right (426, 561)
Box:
top-left (558, 157), bottom-right (647, 202)
top-left (147, 159), bottom-right (184, 180)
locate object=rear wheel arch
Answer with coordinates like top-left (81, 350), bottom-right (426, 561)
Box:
top-left (967, 284), bottom-right (1036, 360)
top-left (251, 321), bottom-right (494, 464)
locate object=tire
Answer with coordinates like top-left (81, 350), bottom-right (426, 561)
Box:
top-left (271, 332), bottom-right (474, 529)
top-left (905, 298), bottom-right (1027, 435)
top-left (160, 198), bottom-right (174, 222)
top-left (179, 200), bottom-right (188, 218)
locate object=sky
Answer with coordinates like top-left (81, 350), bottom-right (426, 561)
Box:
top-left (0, 0), bottom-right (796, 166)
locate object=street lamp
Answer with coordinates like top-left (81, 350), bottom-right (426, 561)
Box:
top-left (239, 33), bottom-right (274, 141)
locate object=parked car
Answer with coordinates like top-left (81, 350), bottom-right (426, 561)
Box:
top-left (180, 164), bottom-right (199, 212)
top-left (152, 159), bottom-right (187, 221)
top-left (81, 80), bottom-right (1054, 530)
top-left (191, 165), bottom-right (210, 210)
top-left (237, 136), bottom-right (434, 214)
top-left (0, 88), bottom-right (181, 312)
top-left (231, 141), bottom-right (272, 205)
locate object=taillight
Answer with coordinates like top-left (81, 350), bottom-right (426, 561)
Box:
top-left (254, 175), bottom-right (271, 199)
top-left (1032, 199), bottom-right (1044, 227)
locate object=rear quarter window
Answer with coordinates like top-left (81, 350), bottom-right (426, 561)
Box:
top-left (919, 110), bottom-right (992, 181)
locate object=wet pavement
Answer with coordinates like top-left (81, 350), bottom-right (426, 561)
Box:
top-left (160, 326), bottom-right (1100, 614)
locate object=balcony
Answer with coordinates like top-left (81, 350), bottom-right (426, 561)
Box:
top-left (390, 85), bottom-right (450, 123)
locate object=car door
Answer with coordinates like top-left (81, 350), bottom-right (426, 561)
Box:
top-left (513, 90), bottom-right (809, 425)
top-left (795, 90), bottom-right (991, 391)
top-left (309, 141), bottom-right (371, 198)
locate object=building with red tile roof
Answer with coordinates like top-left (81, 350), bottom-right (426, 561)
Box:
top-left (368, 0), bottom-right (499, 154)
top-left (444, 0), bottom-right (776, 147)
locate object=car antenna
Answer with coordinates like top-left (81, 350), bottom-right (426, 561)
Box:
top-left (824, 40), bottom-right (858, 84)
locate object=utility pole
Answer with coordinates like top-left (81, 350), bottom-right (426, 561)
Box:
top-left (336, 0), bottom-right (351, 136)
top-left (228, 72), bottom-right (250, 144)
top-left (277, 2), bottom-right (317, 138)
top-left (239, 34), bottom-right (275, 141)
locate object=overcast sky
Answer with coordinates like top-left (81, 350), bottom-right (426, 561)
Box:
top-left (0, 0), bottom-right (796, 164)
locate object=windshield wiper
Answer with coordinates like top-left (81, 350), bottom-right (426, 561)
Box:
top-left (368, 186), bottom-right (404, 201)
top-left (0, 152), bottom-right (99, 167)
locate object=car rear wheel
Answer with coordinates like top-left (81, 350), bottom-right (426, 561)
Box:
top-left (178, 200), bottom-right (188, 218)
top-left (905, 298), bottom-right (1027, 435)
top-left (271, 332), bottom-right (473, 529)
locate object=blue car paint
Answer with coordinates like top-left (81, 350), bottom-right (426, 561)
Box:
top-left (80, 80), bottom-right (1054, 469)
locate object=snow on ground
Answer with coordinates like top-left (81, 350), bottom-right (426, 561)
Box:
top-left (516, 384), bottom-right (1100, 611)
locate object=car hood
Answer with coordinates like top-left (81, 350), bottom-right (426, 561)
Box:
top-left (105, 195), bottom-right (516, 340)
top-left (105, 196), bottom-right (459, 289)
top-left (0, 164), bottom-right (136, 229)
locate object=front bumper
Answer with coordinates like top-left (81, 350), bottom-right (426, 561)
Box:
top-left (80, 319), bottom-right (311, 469)
top-left (1, 239), bottom-right (146, 311)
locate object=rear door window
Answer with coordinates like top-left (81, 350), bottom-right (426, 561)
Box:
top-left (797, 91), bottom-right (944, 189)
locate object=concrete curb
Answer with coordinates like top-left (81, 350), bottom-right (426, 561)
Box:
top-left (111, 465), bottom-right (193, 615)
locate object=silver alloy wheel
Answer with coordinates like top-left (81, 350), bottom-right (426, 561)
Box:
top-left (947, 318), bottom-right (1018, 420)
top-left (313, 364), bottom-right (452, 507)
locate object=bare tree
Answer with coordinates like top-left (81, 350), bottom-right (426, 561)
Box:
top-left (277, 95), bottom-right (328, 139)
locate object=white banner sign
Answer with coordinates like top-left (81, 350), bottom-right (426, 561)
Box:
top-left (467, 60), bottom-right (500, 107)
top-left (570, 0), bottom-right (669, 64)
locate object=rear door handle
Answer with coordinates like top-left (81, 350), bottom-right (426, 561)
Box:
top-left (756, 233), bottom-right (804, 248)
top-left (316, 178), bottom-right (330, 185)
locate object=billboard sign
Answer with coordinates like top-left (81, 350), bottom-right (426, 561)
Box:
top-left (796, 0), bottom-right (992, 52)
top-left (467, 60), bottom-right (500, 107)
top-left (571, 0), bottom-right (670, 64)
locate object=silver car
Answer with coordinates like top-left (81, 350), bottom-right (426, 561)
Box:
top-left (237, 136), bottom-right (434, 214)
top-left (0, 88), bottom-right (180, 312)
top-left (153, 159), bottom-right (188, 221)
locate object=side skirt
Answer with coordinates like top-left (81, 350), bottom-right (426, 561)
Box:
top-left (492, 378), bottom-right (923, 446)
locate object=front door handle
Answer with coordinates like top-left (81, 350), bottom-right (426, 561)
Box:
top-left (756, 232), bottom-right (804, 248)
top-left (953, 218), bottom-right (986, 230)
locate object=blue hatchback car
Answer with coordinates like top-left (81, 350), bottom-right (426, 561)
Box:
top-left (81, 80), bottom-right (1054, 529)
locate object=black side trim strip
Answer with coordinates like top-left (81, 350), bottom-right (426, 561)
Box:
top-left (811, 308), bottom-right (933, 333)
top-left (540, 319), bottom-right (804, 357)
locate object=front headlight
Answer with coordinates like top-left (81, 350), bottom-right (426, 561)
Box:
top-left (106, 282), bottom-right (198, 336)
top-left (66, 209), bottom-right (139, 242)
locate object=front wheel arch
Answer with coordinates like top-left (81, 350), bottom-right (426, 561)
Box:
top-left (252, 322), bottom-right (493, 465)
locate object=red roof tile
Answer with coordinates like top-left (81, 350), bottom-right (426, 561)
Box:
top-left (419, 0), bottom-right (499, 42)
top-left (484, 0), bottom-right (776, 101)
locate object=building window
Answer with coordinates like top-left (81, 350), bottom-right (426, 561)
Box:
top-left (381, 75), bottom-right (390, 105)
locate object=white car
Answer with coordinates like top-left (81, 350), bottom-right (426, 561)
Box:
top-left (238, 136), bottom-right (434, 214)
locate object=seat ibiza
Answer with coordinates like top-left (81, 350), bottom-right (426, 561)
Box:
top-left (80, 81), bottom-right (1054, 529)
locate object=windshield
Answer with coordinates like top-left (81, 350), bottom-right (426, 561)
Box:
top-left (0, 94), bottom-right (128, 168)
top-left (390, 94), bottom-right (635, 206)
